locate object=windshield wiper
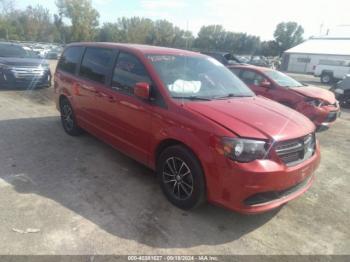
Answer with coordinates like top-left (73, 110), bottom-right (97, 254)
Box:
top-left (172, 96), bottom-right (212, 101)
top-left (214, 93), bottom-right (251, 99)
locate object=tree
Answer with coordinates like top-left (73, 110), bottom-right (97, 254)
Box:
top-left (97, 17), bottom-right (194, 49)
top-left (172, 28), bottom-right (194, 49)
top-left (18, 5), bottom-right (56, 42)
top-left (119, 17), bottom-right (153, 44)
top-left (56, 0), bottom-right (99, 42)
top-left (98, 22), bottom-right (124, 42)
top-left (258, 40), bottom-right (279, 57)
top-left (273, 22), bottom-right (304, 55)
top-left (194, 25), bottom-right (261, 55)
top-left (194, 25), bottom-right (226, 51)
top-left (0, 0), bottom-right (15, 40)
top-left (0, 0), bottom-right (15, 15)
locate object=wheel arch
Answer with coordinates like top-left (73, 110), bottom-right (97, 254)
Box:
top-left (155, 139), bottom-right (204, 170)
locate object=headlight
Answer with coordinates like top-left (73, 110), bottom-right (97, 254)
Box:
top-left (305, 99), bottom-right (324, 107)
top-left (221, 138), bottom-right (268, 162)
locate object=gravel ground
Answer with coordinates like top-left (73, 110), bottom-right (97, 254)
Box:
top-left (0, 66), bottom-right (349, 255)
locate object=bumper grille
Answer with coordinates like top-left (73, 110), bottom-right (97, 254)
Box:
top-left (244, 176), bottom-right (312, 206)
top-left (275, 134), bottom-right (316, 166)
top-left (10, 66), bottom-right (49, 79)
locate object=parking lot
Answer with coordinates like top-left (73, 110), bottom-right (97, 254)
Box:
top-left (0, 62), bottom-right (349, 255)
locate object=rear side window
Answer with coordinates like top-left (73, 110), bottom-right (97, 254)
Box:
top-left (57, 46), bottom-right (84, 74)
top-left (79, 47), bottom-right (114, 84)
top-left (112, 52), bottom-right (151, 94)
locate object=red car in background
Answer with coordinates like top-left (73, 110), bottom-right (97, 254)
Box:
top-left (229, 65), bottom-right (340, 131)
top-left (54, 43), bottom-right (320, 214)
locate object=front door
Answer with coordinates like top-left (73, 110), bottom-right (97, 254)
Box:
top-left (96, 51), bottom-right (153, 165)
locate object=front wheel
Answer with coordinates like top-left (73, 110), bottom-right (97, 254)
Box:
top-left (157, 145), bottom-right (206, 210)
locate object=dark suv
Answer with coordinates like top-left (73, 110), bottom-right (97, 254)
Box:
top-left (0, 42), bottom-right (51, 89)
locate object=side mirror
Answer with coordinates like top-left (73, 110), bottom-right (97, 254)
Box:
top-left (134, 82), bottom-right (150, 100)
top-left (260, 80), bottom-right (272, 88)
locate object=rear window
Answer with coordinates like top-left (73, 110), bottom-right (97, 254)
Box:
top-left (57, 46), bottom-right (84, 74)
top-left (79, 47), bottom-right (114, 84)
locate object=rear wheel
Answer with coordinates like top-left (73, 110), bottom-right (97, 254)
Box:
top-left (157, 145), bottom-right (206, 210)
top-left (60, 98), bottom-right (83, 136)
top-left (321, 73), bottom-right (333, 84)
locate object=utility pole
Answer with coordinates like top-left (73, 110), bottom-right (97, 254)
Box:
top-left (319, 23), bottom-right (324, 36)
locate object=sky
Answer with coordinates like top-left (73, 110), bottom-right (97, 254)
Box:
top-left (18, 0), bottom-right (350, 40)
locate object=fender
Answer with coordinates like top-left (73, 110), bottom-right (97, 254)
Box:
top-left (150, 124), bottom-right (215, 170)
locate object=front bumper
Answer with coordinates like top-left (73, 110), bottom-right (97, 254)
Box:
top-left (315, 109), bottom-right (341, 131)
top-left (0, 68), bottom-right (51, 89)
top-left (297, 103), bottom-right (340, 131)
top-left (208, 142), bottom-right (321, 214)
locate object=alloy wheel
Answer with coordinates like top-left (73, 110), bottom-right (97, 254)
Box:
top-left (162, 157), bottom-right (194, 200)
top-left (61, 103), bottom-right (74, 131)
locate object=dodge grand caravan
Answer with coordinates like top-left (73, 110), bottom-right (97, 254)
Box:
top-left (54, 43), bottom-right (320, 214)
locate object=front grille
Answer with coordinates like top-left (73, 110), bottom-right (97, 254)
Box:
top-left (244, 176), bottom-right (312, 206)
top-left (11, 66), bottom-right (48, 79)
top-left (275, 134), bottom-right (316, 166)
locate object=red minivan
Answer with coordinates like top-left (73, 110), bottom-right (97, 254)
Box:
top-left (54, 43), bottom-right (320, 214)
top-left (229, 65), bottom-right (340, 131)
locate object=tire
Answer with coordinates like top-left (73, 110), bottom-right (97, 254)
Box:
top-left (59, 97), bottom-right (83, 136)
top-left (157, 145), bottom-right (206, 210)
top-left (321, 73), bottom-right (333, 84)
top-left (339, 96), bottom-right (350, 109)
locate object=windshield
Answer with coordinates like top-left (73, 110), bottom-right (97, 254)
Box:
top-left (0, 44), bottom-right (32, 58)
top-left (264, 70), bottom-right (304, 87)
top-left (147, 54), bottom-right (254, 99)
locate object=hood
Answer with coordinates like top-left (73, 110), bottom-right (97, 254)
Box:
top-left (185, 96), bottom-right (315, 141)
top-left (0, 57), bottom-right (49, 67)
top-left (291, 86), bottom-right (336, 104)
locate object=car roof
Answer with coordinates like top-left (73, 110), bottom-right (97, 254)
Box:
top-left (228, 64), bottom-right (272, 72)
top-left (201, 51), bottom-right (230, 56)
top-left (67, 42), bottom-right (203, 57)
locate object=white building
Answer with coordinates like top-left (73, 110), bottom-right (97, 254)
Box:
top-left (281, 37), bottom-right (350, 74)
